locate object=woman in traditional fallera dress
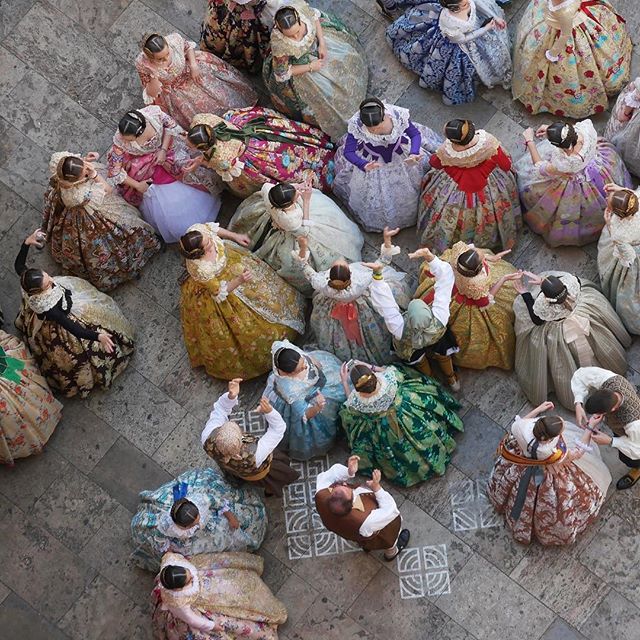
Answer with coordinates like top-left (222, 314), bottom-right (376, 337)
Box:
top-left (512, 0), bottom-right (631, 119)
top-left (43, 152), bottom-right (161, 291)
top-left (597, 185), bottom-right (640, 335)
top-left (293, 228), bottom-right (411, 365)
top-left (417, 119), bottom-right (521, 254)
top-left (135, 32), bottom-right (257, 129)
top-left (0, 329), bottom-right (63, 465)
top-left (131, 467), bottom-right (267, 572)
top-left (386, 0), bottom-right (512, 105)
top-left (332, 98), bottom-right (443, 232)
top-left (179, 222), bottom-right (305, 380)
top-left (512, 271), bottom-right (630, 410)
top-left (488, 403), bottom-right (612, 545)
top-left (14, 231), bottom-right (135, 398)
top-left (517, 121), bottom-right (632, 247)
top-left (186, 109), bottom-right (336, 199)
top-left (415, 241), bottom-right (520, 370)
top-left (262, 1), bottom-right (368, 140)
top-left (152, 552), bottom-right (287, 640)
top-left (338, 362), bottom-right (463, 487)
top-left (108, 108), bottom-right (221, 243)
top-left (264, 340), bottom-right (345, 460)
top-left (604, 78), bottom-right (640, 178)
top-left (228, 179), bottom-right (363, 295)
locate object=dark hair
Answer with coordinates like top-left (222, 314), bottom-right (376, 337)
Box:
top-left (546, 122), bottom-right (578, 149)
top-left (58, 156), bottom-right (84, 183)
top-left (445, 119), bottom-right (476, 146)
top-left (275, 6), bottom-right (300, 30)
top-left (170, 499), bottom-right (199, 528)
top-left (179, 230), bottom-right (205, 259)
top-left (585, 389), bottom-right (618, 415)
top-left (143, 33), bottom-right (167, 55)
top-left (118, 110), bottom-right (146, 137)
top-left (350, 363), bottom-right (377, 393)
top-left (327, 493), bottom-right (353, 516)
top-left (20, 268), bottom-right (46, 295)
top-left (275, 347), bottom-right (301, 373)
top-left (160, 565), bottom-right (189, 590)
top-left (609, 189), bottom-right (639, 219)
top-left (328, 263), bottom-right (351, 290)
top-left (541, 275), bottom-right (568, 304)
top-left (532, 415), bottom-right (563, 441)
top-left (187, 124), bottom-right (216, 152)
top-left (359, 98), bottom-right (385, 128)
top-left (456, 249), bottom-right (483, 277)
top-left (440, 0), bottom-right (462, 8)
top-left (268, 182), bottom-right (297, 209)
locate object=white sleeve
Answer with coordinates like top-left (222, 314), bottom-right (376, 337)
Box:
top-left (369, 278), bottom-right (404, 340)
top-left (570, 367), bottom-right (617, 404)
top-left (200, 392), bottom-right (238, 445)
top-left (167, 605), bottom-right (216, 632)
top-left (254, 408), bottom-right (287, 467)
top-left (315, 464), bottom-right (352, 494)
top-left (427, 257), bottom-right (455, 327)
top-left (359, 488), bottom-right (400, 538)
top-left (611, 420), bottom-right (640, 461)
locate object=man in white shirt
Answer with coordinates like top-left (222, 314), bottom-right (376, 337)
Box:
top-left (571, 366), bottom-right (640, 490)
top-left (315, 455), bottom-right (410, 560)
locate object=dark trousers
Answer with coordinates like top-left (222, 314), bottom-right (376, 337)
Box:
top-left (618, 451), bottom-right (640, 469)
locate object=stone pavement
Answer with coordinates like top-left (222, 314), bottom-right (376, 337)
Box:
top-left (1, 0), bottom-right (639, 638)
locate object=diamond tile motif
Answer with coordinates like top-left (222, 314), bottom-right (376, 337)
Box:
top-left (397, 544), bottom-right (451, 599)
top-left (450, 479), bottom-right (500, 532)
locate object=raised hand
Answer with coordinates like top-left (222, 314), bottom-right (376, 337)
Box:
top-left (408, 247), bottom-right (434, 261)
top-left (383, 226), bottom-right (400, 247)
top-left (257, 396), bottom-right (273, 414)
top-left (347, 455), bottom-right (360, 476)
top-left (228, 378), bottom-right (242, 400)
top-left (366, 469), bottom-right (382, 492)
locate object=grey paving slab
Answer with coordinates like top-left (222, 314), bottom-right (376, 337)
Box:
top-left (0, 581), bottom-right (9, 606)
top-left (580, 590), bottom-right (640, 640)
top-left (0, 179), bottom-right (30, 240)
top-left (260, 548), bottom-right (293, 594)
top-left (46, 0), bottom-right (132, 40)
top-left (0, 0), bottom-right (33, 42)
top-left (140, 0), bottom-right (203, 36)
top-left (0, 593), bottom-right (70, 640)
top-left (275, 573), bottom-right (319, 636)
top-left (541, 618), bottom-right (588, 640)
top-left (0, 44), bottom-right (26, 98)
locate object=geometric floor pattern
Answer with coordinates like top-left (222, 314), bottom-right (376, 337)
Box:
top-left (450, 478), bottom-right (501, 532)
top-left (397, 544), bottom-right (451, 599)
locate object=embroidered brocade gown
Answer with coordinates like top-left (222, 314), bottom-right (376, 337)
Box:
top-left (228, 182), bottom-right (363, 295)
top-left (151, 552), bottom-right (287, 640)
top-left (514, 271), bottom-right (630, 410)
top-left (415, 241), bottom-right (518, 370)
top-left (386, 0), bottom-right (512, 105)
top-left (339, 365), bottom-right (463, 487)
top-left (516, 119), bottom-right (632, 247)
top-left (135, 32), bottom-right (257, 129)
top-left (487, 415), bottom-right (611, 545)
top-left (43, 153), bottom-right (161, 291)
top-left (512, 0), bottom-right (632, 119)
top-left (131, 467), bottom-right (266, 572)
top-left (417, 130), bottom-right (521, 253)
top-left (0, 331), bottom-right (63, 465)
top-left (179, 223), bottom-right (305, 380)
top-left (192, 109), bottom-right (336, 199)
top-left (262, 0), bottom-right (368, 140)
top-left (332, 104), bottom-right (443, 232)
top-left (604, 78), bottom-right (640, 177)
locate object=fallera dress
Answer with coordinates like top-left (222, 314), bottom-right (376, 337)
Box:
top-left (417, 130), bottom-right (521, 253)
top-left (43, 153), bottom-right (161, 291)
top-left (339, 365), bottom-right (463, 487)
top-left (131, 467), bottom-right (266, 572)
top-left (386, 0), bottom-right (512, 105)
top-left (332, 103), bottom-right (443, 232)
top-left (136, 32), bottom-right (257, 129)
top-left (516, 119), bottom-right (632, 247)
top-left (262, 0), bottom-right (368, 140)
top-left (604, 78), bottom-right (640, 178)
top-left (180, 223), bottom-right (305, 380)
top-left (191, 108), bottom-right (336, 198)
top-left (512, 0), bottom-right (632, 119)
top-left (228, 182), bottom-right (363, 295)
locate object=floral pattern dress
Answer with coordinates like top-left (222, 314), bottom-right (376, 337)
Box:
top-left (0, 331), bottom-right (63, 465)
top-left (131, 467), bottom-right (267, 572)
top-left (516, 119), bottom-right (632, 247)
top-left (192, 109), bottom-right (336, 198)
top-left (262, 0), bottom-right (368, 140)
top-left (136, 32), bottom-right (257, 129)
top-left (180, 223), bottom-right (305, 380)
top-left (417, 130), bottom-right (521, 253)
top-left (512, 0), bottom-right (632, 119)
top-left (339, 365), bottom-right (463, 487)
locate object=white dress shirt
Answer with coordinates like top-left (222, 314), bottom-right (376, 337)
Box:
top-left (369, 256), bottom-right (454, 340)
top-left (200, 392), bottom-right (287, 466)
top-left (571, 367), bottom-right (640, 460)
top-left (315, 464), bottom-right (400, 538)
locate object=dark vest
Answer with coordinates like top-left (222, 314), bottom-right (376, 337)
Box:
top-left (203, 433), bottom-right (272, 481)
top-left (315, 488), bottom-right (401, 551)
top-left (601, 375), bottom-right (640, 436)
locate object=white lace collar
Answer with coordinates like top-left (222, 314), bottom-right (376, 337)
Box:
top-left (314, 262), bottom-right (373, 301)
top-left (346, 368), bottom-right (398, 413)
top-left (185, 223), bottom-right (228, 282)
top-left (260, 183), bottom-right (304, 231)
top-left (609, 207), bottom-right (640, 243)
top-left (26, 283), bottom-right (65, 314)
top-left (624, 80), bottom-right (640, 109)
top-left (157, 494), bottom-right (211, 539)
top-left (271, 8), bottom-right (316, 54)
top-left (440, 2), bottom-right (476, 32)
top-left (159, 553), bottom-right (200, 605)
top-left (551, 120), bottom-right (597, 170)
top-left (532, 273), bottom-right (581, 321)
top-left (347, 105), bottom-right (411, 146)
top-left (112, 108), bottom-right (163, 153)
top-left (442, 130), bottom-right (488, 159)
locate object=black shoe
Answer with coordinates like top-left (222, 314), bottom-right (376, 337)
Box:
top-left (384, 529), bottom-right (411, 561)
top-left (616, 473), bottom-right (640, 490)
